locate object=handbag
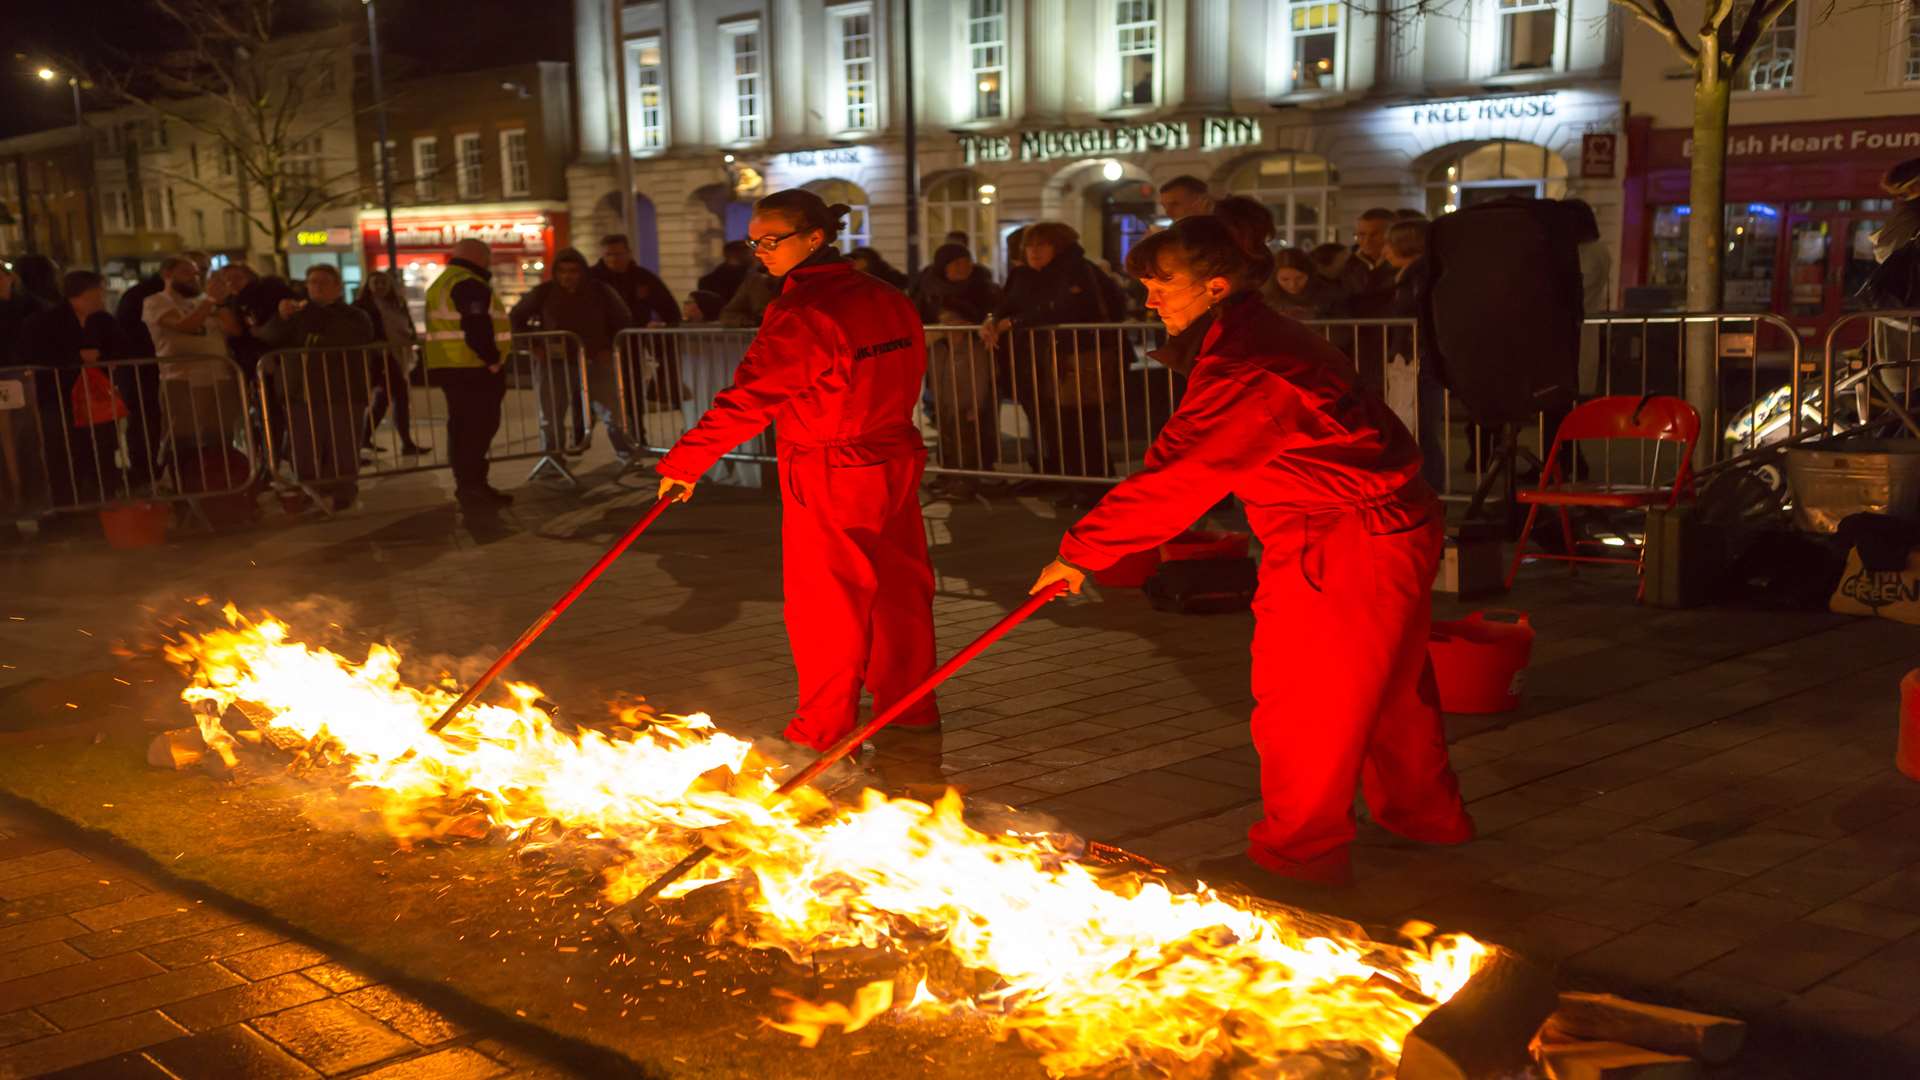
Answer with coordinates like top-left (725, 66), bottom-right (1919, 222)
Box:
top-left (71, 367), bottom-right (128, 428)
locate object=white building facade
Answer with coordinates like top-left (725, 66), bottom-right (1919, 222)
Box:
top-left (570, 0), bottom-right (1625, 295)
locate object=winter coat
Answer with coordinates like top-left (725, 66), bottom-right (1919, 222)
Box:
top-left (255, 301), bottom-right (377, 405)
top-left (591, 260), bottom-right (681, 326)
top-left (1058, 294), bottom-right (1432, 571)
top-left (995, 244), bottom-right (1126, 407)
top-left (658, 253), bottom-right (926, 483)
top-left (719, 269), bottom-right (782, 328)
top-left (1261, 275), bottom-right (1348, 321)
top-left (911, 258), bottom-right (1001, 325)
top-left (508, 279), bottom-right (634, 356)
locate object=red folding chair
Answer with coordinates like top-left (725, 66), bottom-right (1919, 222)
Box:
top-left (1506, 394), bottom-right (1700, 593)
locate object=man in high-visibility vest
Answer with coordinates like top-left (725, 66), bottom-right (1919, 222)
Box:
top-left (424, 238), bottom-right (514, 506)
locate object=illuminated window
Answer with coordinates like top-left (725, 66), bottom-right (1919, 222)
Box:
top-left (1498, 0), bottom-right (1557, 72)
top-left (1115, 0), bottom-right (1157, 108)
top-left (455, 133), bottom-right (482, 198)
top-left (1423, 140), bottom-right (1567, 217)
top-left (724, 22), bottom-right (764, 142)
top-left (626, 37), bottom-right (666, 150)
top-left (1288, 0), bottom-right (1341, 91)
top-left (1733, 0), bottom-right (1797, 91)
top-left (834, 6), bottom-right (876, 131)
top-left (1226, 153), bottom-right (1338, 247)
top-left (1908, 4), bottom-right (1920, 82)
top-left (412, 137), bottom-right (438, 201)
top-left (924, 171), bottom-right (999, 271)
top-left (500, 129), bottom-right (529, 197)
top-left (969, 0), bottom-right (1007, 120)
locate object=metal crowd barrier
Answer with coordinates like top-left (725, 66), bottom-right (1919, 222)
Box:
top-left (613, 326), bottom-right (775, 487)
top-left (258, 330), bottom-right (592, 511)
top-left (0, 354), bottom-right (258, 523)
top-left (1816, 309), bottom-right (1920, 442)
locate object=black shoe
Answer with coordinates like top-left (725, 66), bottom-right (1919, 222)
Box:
top-left (456, 486), bottom-right (508, 507)
top-left (480, 485), bottom-right (513, 505)
top-left (399, 441), bottom-right (429, 456)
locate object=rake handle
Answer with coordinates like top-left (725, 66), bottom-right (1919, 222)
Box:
top-left (427, 497), bottom-right (676, 734)
top-left (623, 580), bottom-right (1070, 908)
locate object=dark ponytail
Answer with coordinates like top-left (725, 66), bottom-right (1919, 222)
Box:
top-left (1124, 196), bottom-right (1275, 293)
top-left (755, 189), bottom-right (849, 242)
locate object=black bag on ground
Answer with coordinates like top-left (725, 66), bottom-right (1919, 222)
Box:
top-left (1144, 557), bottom-right (1257, 615)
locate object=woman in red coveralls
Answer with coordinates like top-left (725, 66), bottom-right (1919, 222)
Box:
top-left (1030, 202), bottom-right (1473, 887)
top-left (657, 190), bottom-right (937, 750)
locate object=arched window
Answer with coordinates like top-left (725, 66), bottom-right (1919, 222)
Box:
top-left (923, 172), bottom-right (999, 270)
top-left (1424, 141), bottom-right (1567, 217)
top-left (803, 179), bottom-right (871, 253)
top-left (1224, 152), bottom-right (1337, 247)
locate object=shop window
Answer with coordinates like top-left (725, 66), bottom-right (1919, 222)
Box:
top-left (1498, 0), bottom-right (1558, 73)
top-left (1423, 140), bottom-right (1566, 216)
top-left (1115, 0), bottom-right (1158, 108)
top-left (1733, 0), bottom-right (1796, 92)
top-left (969, 0), bottom-right (1007, 120)
top-left (500, 129), bottom-right (530, 197)
top-left (924, 172), bottom-right (999, 271)
top-left (455, 133), bottom-right (482, 199)
top-left (1225, 152), bottom-right (1338, 248)
top-left (626, 37), bottom-right (667, 151)
top-left (1286, 0), bottom-right (1342, 91)
top-left (832, 5), bottom-right (877, 132)
top-left (724, 22), bottom-right (765, 143)
top-left (804, 179), bottom-right (870, 253)
top-left (1646, 203), bottom-right (1782, 311)
top-left (413, 137), bottom-right (439, 201)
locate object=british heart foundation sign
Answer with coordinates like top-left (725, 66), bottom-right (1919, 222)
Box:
top-left (1648, 115), bottom-right (1920, 170)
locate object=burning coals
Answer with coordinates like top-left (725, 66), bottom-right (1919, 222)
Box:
top-left (162, 604), bottom-right (1488, 1077)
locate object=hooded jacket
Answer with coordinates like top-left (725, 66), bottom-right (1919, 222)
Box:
top-left (1059, 294), bottom-right (1433, 571)
top-left (657, 252), bottom-right (926, 482)
top-left (910, 244), bottom-right (1001, 325)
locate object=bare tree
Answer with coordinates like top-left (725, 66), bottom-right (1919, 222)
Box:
top-left (85, 0), bottom-right (375, 274)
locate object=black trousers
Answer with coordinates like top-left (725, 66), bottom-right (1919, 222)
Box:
top-left (434, 366), bottom-right (504, 491)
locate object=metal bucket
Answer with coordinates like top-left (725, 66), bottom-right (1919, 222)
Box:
top-left (1785, 440), bottom-right (1920, 533)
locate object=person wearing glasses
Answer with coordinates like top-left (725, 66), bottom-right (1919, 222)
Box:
top-left (654, 190), bottom-right (939, 752)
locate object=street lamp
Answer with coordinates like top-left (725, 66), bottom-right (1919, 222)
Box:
top-left (30, 63), bottom-right (101, 272)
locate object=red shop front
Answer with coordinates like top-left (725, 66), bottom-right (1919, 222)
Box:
top-left (1622, 113), bottom-right (1920, 341)
top-left (357, 204), bottom-right (568, 325)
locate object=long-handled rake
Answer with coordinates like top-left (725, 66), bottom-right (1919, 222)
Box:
top-left (607, 580), bottom-right (1071, 929)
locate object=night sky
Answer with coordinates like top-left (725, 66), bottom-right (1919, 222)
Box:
top-left (2, 0), bottom-right (575, 138)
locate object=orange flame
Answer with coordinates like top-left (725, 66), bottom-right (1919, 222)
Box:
top-left (165, 606), bottom-right (1486, 1075)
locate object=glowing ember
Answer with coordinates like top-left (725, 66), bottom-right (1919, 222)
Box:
top-left (165, 605), bottom-right (1487, 1076)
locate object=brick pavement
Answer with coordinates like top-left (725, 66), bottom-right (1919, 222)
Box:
top-left (5, 458), bottom-right (1920, 1074)
top-left (0, 805), bottom-right (583, 1079)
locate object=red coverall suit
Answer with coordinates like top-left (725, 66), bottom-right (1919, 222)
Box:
top-left (1058, 296), bottom-right (1472, 883)
top-left (658, 258), bottom-right (937, 750)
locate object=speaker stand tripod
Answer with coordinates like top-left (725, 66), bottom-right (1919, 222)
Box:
top-left (1464, 423), bottom-right (1544, 532)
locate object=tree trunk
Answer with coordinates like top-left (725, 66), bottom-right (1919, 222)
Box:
top-left (1682, 63), bottom-right (1732, 464)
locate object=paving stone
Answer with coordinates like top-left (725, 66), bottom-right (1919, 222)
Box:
top-left (1702, 920), bottom-right (1886, 994)
top-left (1546, 829), bottom-right (1698, 878)
top-left (68, 910), bottom-right (239, 959)
top-left (1804, 898), bottom-right (1920, 941)
top-left (253, 999), bottom-right (415, 1075)
top-left (0, 850), bottom-right (89, 885)
top-left (35, 1049), bottom-right (176, 1078)
top-left (141, 1024), bottom-right (320, 1079)
top-left (0, 941), bottom-right (85, 985)
top-left (37, 961), bottom-right (244, 1031)
top-left (1570, 922), bottom-right (1744, 988)
top-left (0, 951), bottom-right (162, 1014)
top-left (0, 867), bottom-right (111, 903)
top-left (355, 1047), bottom-right (507, 1080)
top-left (222, 941), bottom-right (331, 981)
top-left (0, 915), bottom-right (86, 954)
top-left (161, 972), bottom-right (331, 1032)
top-left (69, 894), bottom-right (200, 934)
top-left (1673, 829), bottom-right (1828, 877)
top-left (0, 1009), bottom-right (57, 1050)
top-left (343, 985), bottom-right (465, 1045)
top-left (140, 924), bottom-right (289, 969)
top-left (1776, 984), bottom-right (1920, 1039)
top-left (0, 1010), bottom-right (186, 1078)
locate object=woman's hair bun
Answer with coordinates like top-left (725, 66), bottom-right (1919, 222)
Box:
top-left (827, 203), bottom-right (852, 220)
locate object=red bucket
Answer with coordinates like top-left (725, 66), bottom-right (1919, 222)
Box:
top-left (98, 501), bottom-right (171, 550)
top-left (1094, 547), bottom-right (1161, 588)
top-left (1429, 610), bottom-right (1534, 714)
